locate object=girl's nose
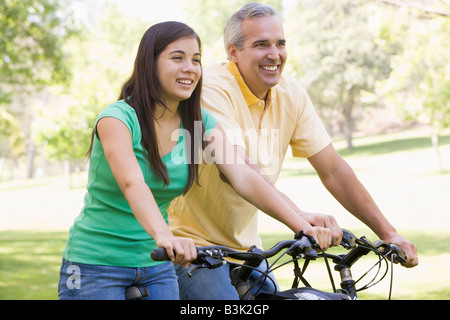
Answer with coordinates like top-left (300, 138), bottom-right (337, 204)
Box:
top-left (182, 61), bottom-right (196, 73)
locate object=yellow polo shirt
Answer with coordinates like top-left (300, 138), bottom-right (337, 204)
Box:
top-left (168, 61), bottom-right (331, 251)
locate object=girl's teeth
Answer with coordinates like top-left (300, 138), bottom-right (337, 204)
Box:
top-left (178, 80), bottom-right (192, 84)
top-left (262, 66), bottom-right (277, 71)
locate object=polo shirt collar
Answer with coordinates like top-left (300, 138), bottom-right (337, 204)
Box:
top-left (226, 61), bottom-right (273, 107)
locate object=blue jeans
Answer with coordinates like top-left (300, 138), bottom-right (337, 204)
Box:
top-left (58, 259), bottom-right (179, 300)
top-left (176, 261), bottom-right (279, 300)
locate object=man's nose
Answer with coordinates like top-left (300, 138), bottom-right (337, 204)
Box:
top-left (266, 44), bottom-right (281, 60)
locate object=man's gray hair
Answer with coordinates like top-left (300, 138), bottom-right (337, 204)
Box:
top-left (223, 2), bottom-right (281, 58)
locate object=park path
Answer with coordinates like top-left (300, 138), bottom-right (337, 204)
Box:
top-left (0, 177), bottom-right (85, 231)
top-left (1, 144), bottom-right (449, 233)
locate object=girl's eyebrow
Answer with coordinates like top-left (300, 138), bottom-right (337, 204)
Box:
top-left (170, 50), bottom-right (201, 56)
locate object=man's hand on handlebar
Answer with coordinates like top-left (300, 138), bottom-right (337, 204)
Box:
top-left (299, 212), bottom-right (343, 248)
top-left (381, 233), bottom-right (418, 268)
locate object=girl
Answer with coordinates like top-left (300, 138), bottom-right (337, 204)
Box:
top-left (58, 21), bottom-right (331, 300)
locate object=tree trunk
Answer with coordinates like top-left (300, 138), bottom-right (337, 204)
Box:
top-left (343, 105), bottom-right (355, 150)
top-left (431, 128), bottom-right (443, 171)
top-left (26, 140), bottom-right (35, 179)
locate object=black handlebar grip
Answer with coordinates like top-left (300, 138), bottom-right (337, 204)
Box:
top-left (151, 248), bottom-right (170, 261)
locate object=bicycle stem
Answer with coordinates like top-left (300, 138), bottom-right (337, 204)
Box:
top-left (333, 239), bottom-right (373, 299)
top-left (337, 266), bottom-right (357, 299)
top-left (229, 245), bottom-right (265, 300)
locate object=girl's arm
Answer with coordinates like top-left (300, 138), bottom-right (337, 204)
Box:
top-left (206, 123), bottom-right (333, 250)
top-left (97, 117), bottom-right (196, 266)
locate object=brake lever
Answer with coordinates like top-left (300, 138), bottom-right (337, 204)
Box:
top-left (373, 241), bottom-right (407, 263)
top-left (390, 244), bottom-right (407, 263)
top-left (291, 232), bottom-right (318, 258)
top-left (341, 229), bottom-right (357, 249)
top-left (187, 256), bottom-right (226, 277)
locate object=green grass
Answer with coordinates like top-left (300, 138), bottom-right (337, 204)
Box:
top-left (336, 132), bottom-right (450, 158)
top-left (0, 231), bottom-right (68, 300)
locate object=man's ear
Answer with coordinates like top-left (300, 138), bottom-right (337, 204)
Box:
top-left (227, 44), bottom-right (239, 63)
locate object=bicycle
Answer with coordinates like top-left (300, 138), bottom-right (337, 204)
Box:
top-left (149, 229), bottom-right (406, 300)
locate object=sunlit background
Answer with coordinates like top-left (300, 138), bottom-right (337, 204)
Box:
top-left (1, 0), bottom-right (449, 300)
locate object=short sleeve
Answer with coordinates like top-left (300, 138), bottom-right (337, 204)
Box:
top-left (95, 100), bottom-right (140, 144)
top-left (201, 108), bottom-right (218, 132)
top-left (289, 87), bottom-right (332, 158)
top-left (201, 85), bottom-right (246, 149)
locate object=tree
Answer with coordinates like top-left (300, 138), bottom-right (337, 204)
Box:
top-left (0, 0), bottom-right (77, 178)
top-left (0, 0), bottom-right (77, 100)
top-left (0, 108), bottom-right (24, 179)
top-left (284, 0), bottom-right (397, 149)
top-left (36, 3), bottom-right (148, 184)
top-left (373, 0), bottom-right (450, 18)
top-left (379, 7), bottom-right (450, 170)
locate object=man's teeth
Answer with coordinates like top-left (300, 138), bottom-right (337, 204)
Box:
top-left (261, 66), bottom-right (278, 71)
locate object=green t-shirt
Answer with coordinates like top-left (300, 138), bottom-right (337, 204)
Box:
top-left (62, 100), bottom-right (218, 267)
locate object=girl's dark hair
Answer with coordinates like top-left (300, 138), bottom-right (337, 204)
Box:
top-left (88, 21), bottom-right (205, 193)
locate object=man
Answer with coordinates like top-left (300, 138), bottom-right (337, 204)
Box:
top-left (168, 3), bottom-right (418, 300)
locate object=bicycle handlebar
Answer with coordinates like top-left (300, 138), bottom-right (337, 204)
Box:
top-left (150, 230), bottom-right (407, 300)
top-left (151, 237), bottom-right (317, 263)
top-left (151, 229), bottom-right (406, 265)
top-left (151, 229), bottom-right (355, 263)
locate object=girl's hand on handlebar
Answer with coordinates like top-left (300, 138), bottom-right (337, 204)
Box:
top-left (156, 236), bottom-right (197, 268)
top-left (302, 226), bottom-right (333, 251)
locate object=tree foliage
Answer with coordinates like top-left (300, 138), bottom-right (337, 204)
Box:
top-left (36, 3), bottom-right (148, 168)
top-left (0, 0), bottom-right (77, 101)
top-left (379, 6), bottom-right (450, 169)
top-left (0, 0), bottom-right (77, 177)
top-left (381, 6), bottom-right (450, 130)
top-left (284, 0), bottom-right (397, 149)
top-left (0, 108), bottom-right (24, 158)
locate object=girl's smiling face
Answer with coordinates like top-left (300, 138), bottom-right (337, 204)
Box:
top-left (157, 36), bottom-right (202, 109)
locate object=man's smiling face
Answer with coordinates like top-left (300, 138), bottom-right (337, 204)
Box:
top-left (228, 15), bottom-right (287, 100)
